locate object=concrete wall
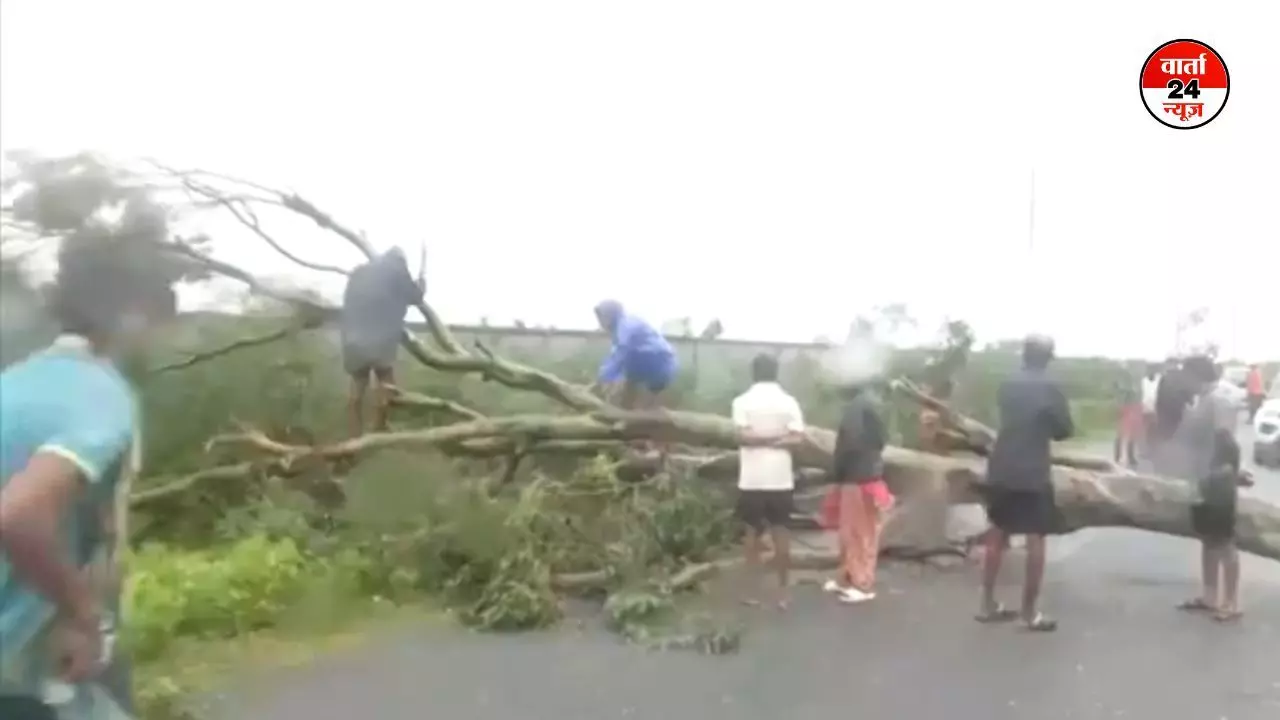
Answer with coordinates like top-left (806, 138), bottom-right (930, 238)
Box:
top-left (429, 323), bottom-right (835, 390)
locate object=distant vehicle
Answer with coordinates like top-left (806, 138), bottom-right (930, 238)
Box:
top-left (1214, 377), bottom-right (1247, 411)
top-left (1254, 378), bottom-right (1280, 468)
top-left (1220, 364), bottom-right (1249, 388)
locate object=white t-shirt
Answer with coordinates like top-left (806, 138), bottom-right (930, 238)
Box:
top-left (732, 382), bottom-right (805, 491)
top-left (1141, 375), bottom-right (1161, 413)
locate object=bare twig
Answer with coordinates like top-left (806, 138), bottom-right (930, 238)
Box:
top-left (221, 197), bottom-right (349, 275)
top-left (148, 323), bottom-right (316, 376)
top-left (386, 387), bottom-right (486, 420)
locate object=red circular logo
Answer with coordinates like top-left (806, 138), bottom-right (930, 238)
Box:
top-left (1140, 39), bottom-right (1230, 129)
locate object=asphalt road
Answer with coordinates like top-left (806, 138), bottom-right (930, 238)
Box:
top-left (222, 427), bottom-right (1280, 720)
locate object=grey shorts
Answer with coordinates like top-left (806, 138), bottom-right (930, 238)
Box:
top-left (342, 340), bottom-right (398, 377)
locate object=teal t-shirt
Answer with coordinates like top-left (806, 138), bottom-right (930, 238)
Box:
top-left (0, 337), bottom-right (137, 696)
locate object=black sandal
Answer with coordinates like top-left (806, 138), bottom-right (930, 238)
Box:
top-left (1021, 612), bottom-right (1058, 632)
top-left (1177, 598), bottom-right (1215, 613)
top-left (975, 603), bottom-right (1019, 623)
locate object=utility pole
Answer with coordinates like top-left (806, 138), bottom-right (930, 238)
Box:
top-left (1021, 166), bottom-right (1038, 338)
top-left (1028, 167), bottom-right (1036, 255)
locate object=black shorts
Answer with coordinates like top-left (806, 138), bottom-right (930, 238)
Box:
top-left (984, 487), bottom-right (1057, 536)
top-left (342, 341), bottom-right (398, 379)
top-left (1248, 394), bottom-right (1264, 415)
top-left (1191, 502), bottom-right (1236, 542)
top-left (736, 489), bottom-right (793, 532)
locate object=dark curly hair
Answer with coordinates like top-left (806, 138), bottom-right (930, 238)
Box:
top-left (51, 243), bottom-right (176, 338)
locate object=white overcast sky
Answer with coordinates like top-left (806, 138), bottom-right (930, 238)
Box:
top-left (2, 0), bottom-right (1277, 359)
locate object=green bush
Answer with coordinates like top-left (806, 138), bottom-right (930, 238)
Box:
top-left (124, 535), bottom-right (310, 662)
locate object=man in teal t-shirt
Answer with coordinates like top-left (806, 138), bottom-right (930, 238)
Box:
top-left (0, 256), bottom-right (174, 719)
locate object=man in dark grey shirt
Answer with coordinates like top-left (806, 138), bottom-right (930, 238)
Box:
top-left (976, 335), bottom-right (1073, 632)
top-left (340, 247), bottom-right (423, 436)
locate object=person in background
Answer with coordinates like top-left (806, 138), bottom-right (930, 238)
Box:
top-left (1153, 356), bottom-right (1192, 443)
top-left (917, 377), bottom-right (955, 455)
top-left (1245, 364), bottom-right (1266, 422)
top-left (976, 335), bottom-right (1073, 632)
top-left (590, 300), bottom-right (678, 412)
top-left (1171, 355), bottom-right (1253, 623)
top-left (914, 377), bottom-right (1006, 557)
top-left (1113, 373), bottom-right (1142, 468)
top-left (340, 247), bottom-right (424, 437)
top-left (731, 354), bottom-right (805, 610)
top-left (1140, 363), bottom-right (1162, 457)
top-left (824, 377), bottom-right (894, 604)
top-left (1, 250), bottom-right (175, 719)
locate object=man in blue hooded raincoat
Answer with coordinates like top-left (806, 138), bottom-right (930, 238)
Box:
top-left (589, 300), bottom-right (677, 411)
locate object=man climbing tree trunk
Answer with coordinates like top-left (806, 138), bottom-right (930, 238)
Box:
top-left (589, 300), bottom-right (677, 412)
top-left (589, 300), bottom-right (678, 454)
top-left (340, 247), bottom-right (424, 436)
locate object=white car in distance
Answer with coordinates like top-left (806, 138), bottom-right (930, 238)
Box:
top-left (1254, 378), bottom-right (1280, 468)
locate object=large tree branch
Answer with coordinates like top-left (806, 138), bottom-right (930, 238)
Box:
top-left (147, 165), bottom-right (611, 411)
top-left (161, 230), bottom-right (602, 412)
top-left (207, 409), bottom-right (1280, 561)
top-left (890, 377), bottom-right (1119, 472)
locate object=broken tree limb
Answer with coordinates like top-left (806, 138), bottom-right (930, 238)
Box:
top-left (151, 164), bottom-right (472, 359)
top-left (129, 462), bottom-right (257, 509)
top-left (890, 377), bottom-right (1120, 473)
top-left (144, 163), bottom-right (613, 414)
top-left (386, 387), bottom-right (487, 421)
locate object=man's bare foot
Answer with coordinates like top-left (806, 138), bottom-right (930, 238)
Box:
top-left (1176, 597), bottom-right (1216, 613)
top-left (975, 602), bottom-right (1019, 623)
top-left (1213, 607), bottom-right (1243, 623)
top-left (838, 588), bottom-right (874, 604)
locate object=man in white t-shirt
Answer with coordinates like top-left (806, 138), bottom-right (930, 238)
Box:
top-left (731, 354), bottom-right (805, 609)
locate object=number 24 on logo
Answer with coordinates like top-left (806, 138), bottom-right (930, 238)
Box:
top-left (1168, 78), bottom-right (1201, 99)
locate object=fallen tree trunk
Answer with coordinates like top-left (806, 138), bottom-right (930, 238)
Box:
top-left (208, 408), bottom-right (1280, 562)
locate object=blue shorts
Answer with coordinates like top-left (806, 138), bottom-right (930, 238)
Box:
top-left (623, 351), bottom-right (676, 393)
